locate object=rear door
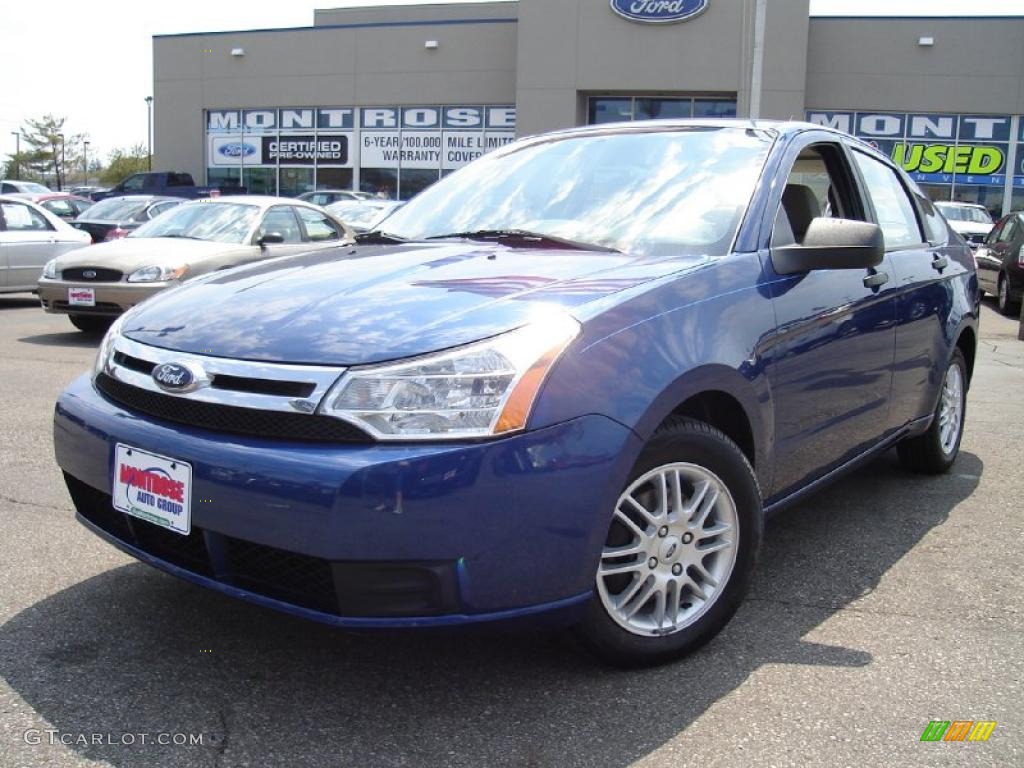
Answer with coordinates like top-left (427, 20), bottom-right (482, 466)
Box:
top-left (851, 149), bottom-right (970, 429)
top-left (764, 135), bottom-right (898, 498)
top-left (976, 216), bottom-right (1017, 295)
top-left (0, 200), bottom-right (58, 289)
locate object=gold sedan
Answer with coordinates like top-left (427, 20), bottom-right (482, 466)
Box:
top-left (38, 196), bottom-right (354, 332)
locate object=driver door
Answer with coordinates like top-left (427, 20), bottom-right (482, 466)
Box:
top-left (764, 138), bottom-right (898, 499)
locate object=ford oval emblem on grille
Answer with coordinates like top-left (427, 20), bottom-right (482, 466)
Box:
top-left (82, 269), bottom-right (97, 279)
top-left (610, 0), bottom-right (709, 24)
top-left (152, 362), bottom-right (202, 393)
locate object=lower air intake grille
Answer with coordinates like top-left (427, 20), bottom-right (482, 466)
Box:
top-left (64, 474), bottom-right (462, 618)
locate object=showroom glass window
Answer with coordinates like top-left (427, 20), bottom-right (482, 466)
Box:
top-left (588, 97), bottom-right (737, 125)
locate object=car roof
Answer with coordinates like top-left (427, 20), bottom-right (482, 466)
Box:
top-left (213, 195), bottom-right (330, 209)
top-left (936, 201), bottom-right (987, 209)
top-left (533, 118), bottom-right (834, 141)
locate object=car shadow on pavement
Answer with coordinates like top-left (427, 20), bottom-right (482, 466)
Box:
top-left (17, 331), bottom-right (100, 349)
top-left (0, 450), bottom-right (981, 767)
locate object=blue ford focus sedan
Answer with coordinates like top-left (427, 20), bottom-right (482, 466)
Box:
top-left (54, 121), bottom-right (978, 666)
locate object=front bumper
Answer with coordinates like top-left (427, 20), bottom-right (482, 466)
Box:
top-left (55, 374), bottom-right (642, 629)
top-left (38, 278), bottom-right (170, 316)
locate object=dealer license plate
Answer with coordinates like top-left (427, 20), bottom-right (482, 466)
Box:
top-left (68, 287), bottom-right (95, 307)
top-left (112, 444), bottom-right (192, 535)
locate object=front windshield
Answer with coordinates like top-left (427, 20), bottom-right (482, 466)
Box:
top-left (380, 127), bottom-right (774, 256)
top-left (936, 203), bottom-right (992, 225)
top-left (80, 198), bottom-right (148, 221)
top-left (129, 202), bottom-right (260, 243)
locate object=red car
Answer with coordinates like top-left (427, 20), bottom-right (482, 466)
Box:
top-left (11, 193), bottom-right (95, 222)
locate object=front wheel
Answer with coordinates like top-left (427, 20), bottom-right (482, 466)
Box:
top-left (897, 348), bottom-right (967, 474)
top-left (577, 418), bottom-right (762, 667)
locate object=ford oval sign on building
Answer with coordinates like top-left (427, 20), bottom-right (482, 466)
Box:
top-left (217, 142), bottom-right (257, 159)
top-left (610, 0), bottom-right (709, 24)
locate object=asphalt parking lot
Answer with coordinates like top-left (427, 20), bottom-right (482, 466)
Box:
top-left (0, 295), bottom-right (1021, 768)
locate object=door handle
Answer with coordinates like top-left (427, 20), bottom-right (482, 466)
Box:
top-left (863, 271), bottom-right (889, 289)
top-left (931, 254), bottom-right (949, 272)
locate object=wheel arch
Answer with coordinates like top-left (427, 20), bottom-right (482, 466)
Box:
top-left (955, 324), bottom-right (977, 387)
top-left (633, 365), bottom-right (771, 493)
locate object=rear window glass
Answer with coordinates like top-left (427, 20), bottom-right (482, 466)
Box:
top-left (80, 198), bottom-right (148, 221)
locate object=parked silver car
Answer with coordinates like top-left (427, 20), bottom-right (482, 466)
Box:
top-left (0, 195), bottom-right (91, 293)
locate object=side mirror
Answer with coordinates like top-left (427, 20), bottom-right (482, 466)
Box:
top-left (771, 217), bottom-right (884, 275)
top-left (258, 232), bottom-right (285, 247)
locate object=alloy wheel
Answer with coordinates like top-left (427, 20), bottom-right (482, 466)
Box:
top-left (597, 462), bottom-right (739, 637)
top-left (938, 361), bottom-right (964, 456)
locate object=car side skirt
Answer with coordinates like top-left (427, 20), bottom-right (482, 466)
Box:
top-left (763, 415), bottom-right (930, 518)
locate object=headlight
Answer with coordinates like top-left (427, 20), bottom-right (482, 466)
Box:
top-left (127, 264), bottom-right (187, 283)
top-left (42, 259), bottom-right (59, 280)
top-left (93, 315), bottom-right (125, 379)
top-left (319, 315), bottom-right (580, 440)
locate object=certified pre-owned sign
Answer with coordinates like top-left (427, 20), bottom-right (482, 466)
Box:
top-left (610, 0), bottom-right (709, 23)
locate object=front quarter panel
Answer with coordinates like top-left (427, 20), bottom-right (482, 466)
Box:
top-left (531, 252), bottom-right (775, 492)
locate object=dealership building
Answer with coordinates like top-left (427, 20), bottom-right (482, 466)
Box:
top-left (153, 0), bottom-right (1024, 214)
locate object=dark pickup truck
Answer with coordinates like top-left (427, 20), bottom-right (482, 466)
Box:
top-left (91, 172), bottom-right (245, 201)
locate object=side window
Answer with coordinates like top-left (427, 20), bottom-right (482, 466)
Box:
top-left (772, 143), bottom-right (858, 248)
top-left (0, 202), bottom-right (53, 231)
top-left (149, 202), bottom-right (178, 219)
top-left (122, 175), bottom-right (145, 192)
top-left (43, 199), bottom-right (75, 219)
top-left (1, 183), bottom-right (15, 194)
top-left (996, 218), bottom-right (1018, 244)
top-left (295, 206), bottom-right (341, 242)
top-left (257, 206), bottom-right (303, 243)
top-left (852, 151), bottom-right (924, 250)
top-left (71, 199), bottom-right (93, 216)
top-left (985, 219), bottom-right (1005, 245)
top-left (915, 195), bottom-right (948, 245)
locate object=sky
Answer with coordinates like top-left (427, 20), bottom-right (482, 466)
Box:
top-left (2, 0), bottom-right (1023, 169)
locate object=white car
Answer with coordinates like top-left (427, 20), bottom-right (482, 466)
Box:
top-left (0, 180), bottom-right (51, 195)
top-left (0, 195), bottom-right (91, 293)
top-left (935, 202), bottom-right (994, 249)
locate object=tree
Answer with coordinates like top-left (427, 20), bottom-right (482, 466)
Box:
top-left (12, 115), bottom-right (87, 190)
top-left (99, 145), bottom-right (151, 186)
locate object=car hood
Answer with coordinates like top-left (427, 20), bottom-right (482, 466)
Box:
top-left (946, 221), bottom-right (991, 237)
top-left (121, 242), bottom-right (700, 365)
top-left (54, 237), bottom-right (253, 271)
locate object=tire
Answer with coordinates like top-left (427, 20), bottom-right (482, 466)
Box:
top-left (577, 417), bottom-right (762, 667)
top-left (69, 314), bottom-right (114, 333)
top-left (997, 273), bottom-right (1020, 316)
top-left (897, 348), bottom-right (967, 475)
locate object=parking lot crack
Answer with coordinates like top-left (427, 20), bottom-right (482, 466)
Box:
top-left (212, 706), bottom-right (232, 768)
top-left (0, 492), bottom-right (69, 514)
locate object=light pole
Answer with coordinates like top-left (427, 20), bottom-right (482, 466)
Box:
top-left (145, 96), bottom-right (154, 171)
top-left (58, 133), bottom-right (66, 191)
top-left (9, 131), bottom-right (19, 178)
top-left (83, 140), bottom-right (90, 186)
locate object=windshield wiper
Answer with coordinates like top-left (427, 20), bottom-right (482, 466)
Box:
top-left (355, 230), bottom-right (407, 244)
top-left (424, 229), bottom-right (621, 253)
top-left (160, 234), bottom-right (202, 240)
